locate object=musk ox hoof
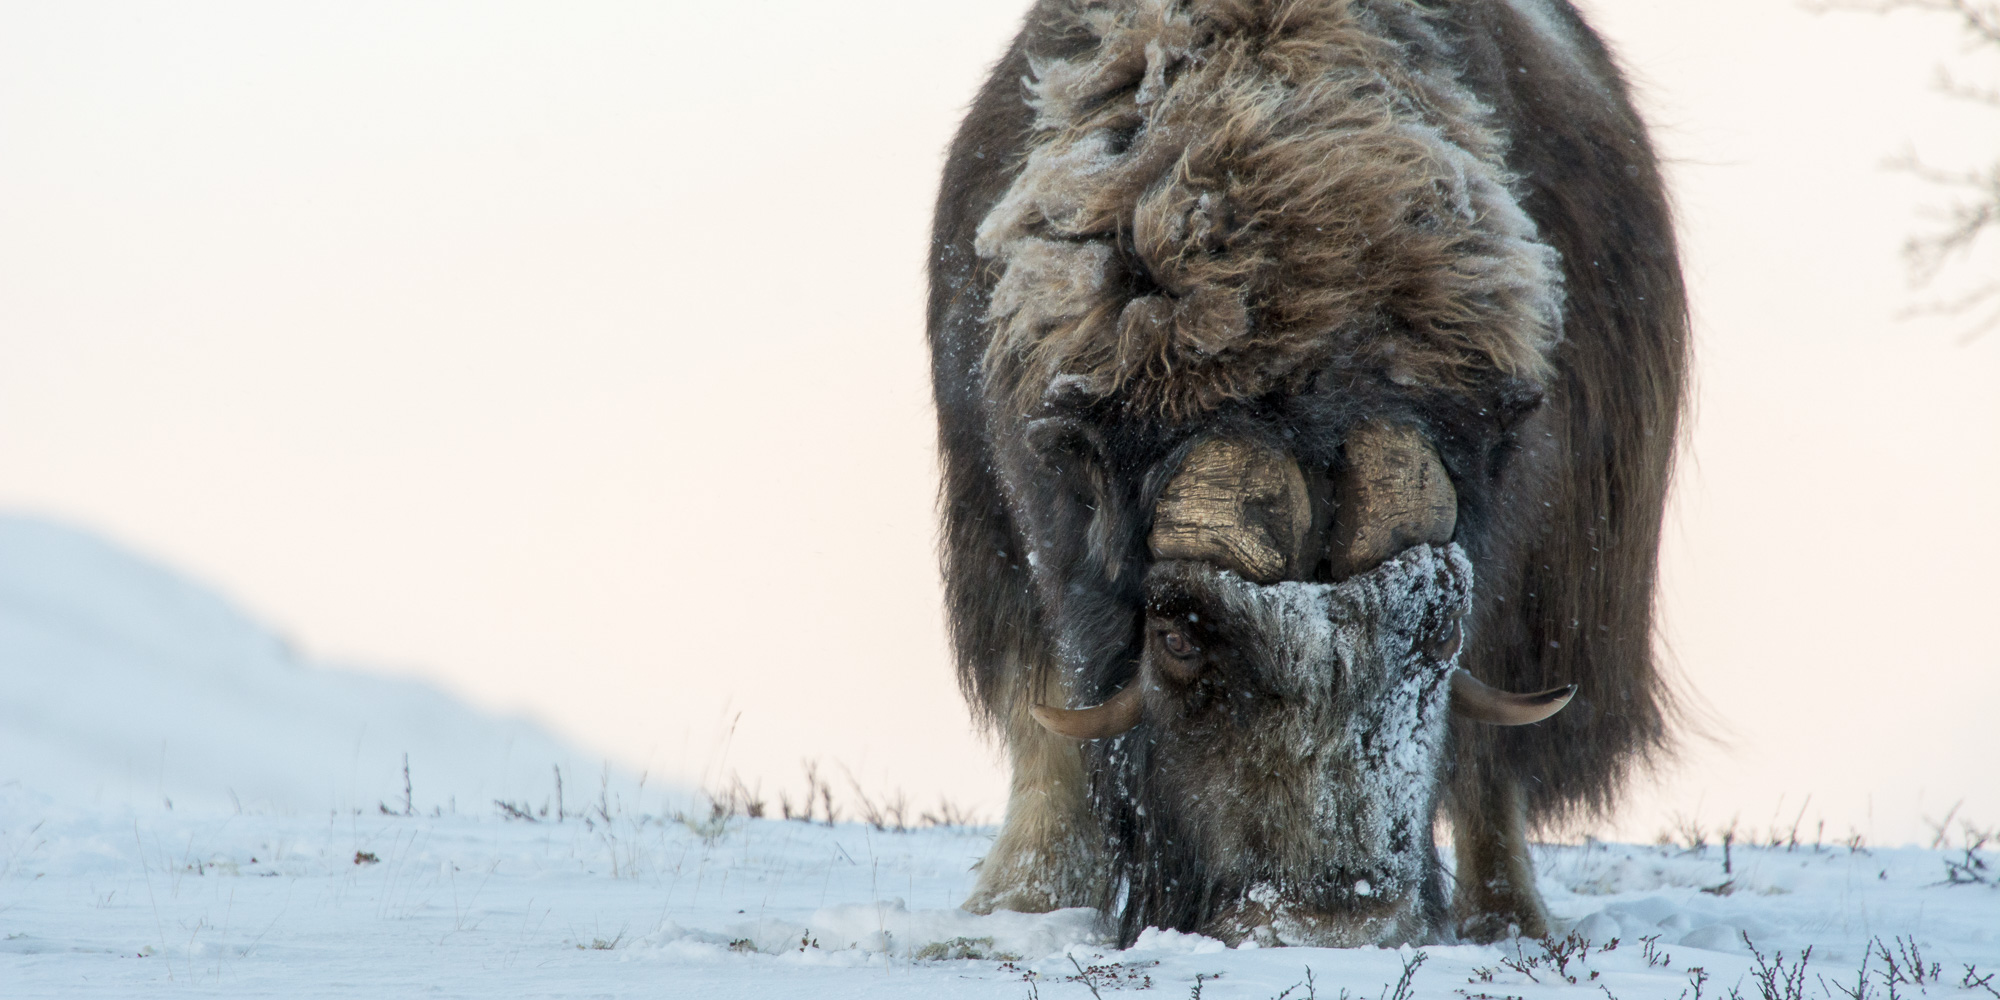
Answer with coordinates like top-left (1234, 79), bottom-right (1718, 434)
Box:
top-left (1455, 904), bottom-right (1550, 944)
top-left (960, 880), bottom-right (1062, 916)
top-left (962, 843), bottom-right (1098, 916)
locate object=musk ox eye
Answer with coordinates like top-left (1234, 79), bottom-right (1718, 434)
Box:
top-left (1160, 629), bottom-right (1197, 659)
top-left (1425, 619), bottom-right (1464, 662)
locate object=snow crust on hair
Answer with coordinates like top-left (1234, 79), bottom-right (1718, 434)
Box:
top-left (1220, 543), bottom-right (1464, 921)
top-left (975, 0), bottom-right (1565, 422)
top-left (1103, 542), bottom-right (1471, 944)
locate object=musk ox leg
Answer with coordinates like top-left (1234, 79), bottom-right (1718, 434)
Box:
top-left (1450, 780), bottom-right (1549, 942)
top-left (963, 666), bottom-right (1104, 915)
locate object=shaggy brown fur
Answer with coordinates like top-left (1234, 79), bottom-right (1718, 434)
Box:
top-left (976, 0), bottom-right (1563, 423)
top-left (929, 0), bottom-right (1687, 943)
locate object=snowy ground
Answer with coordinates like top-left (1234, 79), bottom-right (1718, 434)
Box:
top-left (4, 788), bottom-right (1998, 999)
top-left (5, 514), bottom-right (1998, 997)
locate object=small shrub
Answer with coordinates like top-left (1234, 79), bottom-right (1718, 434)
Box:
top-left (1962, 963), bottom-right (2000, 999)
top-left (1740, 934), bottom-right (1812, 1000)
top-left (914, 936), bottom-right (1013, 962)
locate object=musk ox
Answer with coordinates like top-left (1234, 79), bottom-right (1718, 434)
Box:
top-left (927, 0), bottom-right (1686, 946)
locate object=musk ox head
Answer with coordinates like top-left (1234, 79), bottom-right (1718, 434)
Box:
top-left (1031, 430), bottom-right (1571, 946)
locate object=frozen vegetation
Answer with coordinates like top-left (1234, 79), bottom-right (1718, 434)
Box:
top-left (4, 513), bottom-right (1997, 997)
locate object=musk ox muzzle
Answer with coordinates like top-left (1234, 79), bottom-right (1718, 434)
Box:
top-left (1030, 433), bottom-right (1572, 945)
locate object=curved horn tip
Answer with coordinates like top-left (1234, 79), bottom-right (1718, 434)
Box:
top-left (1029, 683), bottom-right (1145, 741)
top-left (1534, 684), bottom-right (1579, 706)
top-left (1450, 668), bottom-right (1576, 726)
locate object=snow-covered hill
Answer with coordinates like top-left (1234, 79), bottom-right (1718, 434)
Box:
top-left (0, 513), bottom-right (632, 814)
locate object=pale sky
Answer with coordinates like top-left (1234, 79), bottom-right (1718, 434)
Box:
top-left (2, 1), bottom-right (1994, 846)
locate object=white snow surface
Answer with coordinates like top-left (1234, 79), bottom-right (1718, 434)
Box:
top-left (5, 513), bottom-right (2000, 996)
top-left (5, 797), bottom-right (2000, 998)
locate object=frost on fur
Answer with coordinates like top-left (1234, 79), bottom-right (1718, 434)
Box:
top-left (1096, 544), bottom-right (1473, 945)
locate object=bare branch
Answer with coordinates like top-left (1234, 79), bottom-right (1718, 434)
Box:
top-left (1897, 283), bottom-right (2000, 342)
top-left (1815, 0), bottom-right (2000, 339)
top-left (1807, 0), bottom-right (2000, 44)
top-left (1933, 66), bottom-right (2000, 104)
top-left (1889, 156), bottom-right (2000, 279)
top-left (1898, 279), bottom-right (2000, 313)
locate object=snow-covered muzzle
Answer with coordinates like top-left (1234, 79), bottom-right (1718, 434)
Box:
top-left (1092, 543), bottom-right (1473, 947)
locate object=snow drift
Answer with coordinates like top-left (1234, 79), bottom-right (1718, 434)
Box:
top-left (0, 513), bottom-right (629, 814)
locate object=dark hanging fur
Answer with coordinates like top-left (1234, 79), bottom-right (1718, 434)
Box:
top-left (928, 0), bottom-right (1687, 939)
